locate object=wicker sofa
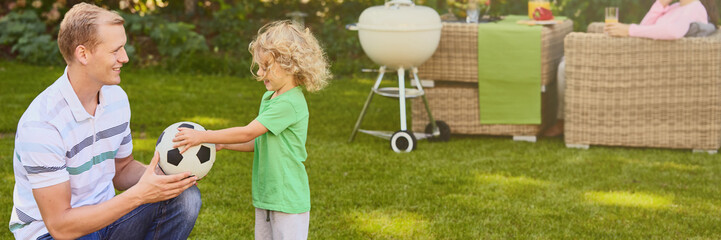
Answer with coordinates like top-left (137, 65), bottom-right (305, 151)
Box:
top-left (411, 20), bottom-right (573, 139)
top-left (563, 22), bottom-right (721, 151)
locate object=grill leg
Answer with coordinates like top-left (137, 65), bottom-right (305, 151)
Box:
top-left (349, 66), bottom-right (386, 142)
top-left (348, 90), bottom-right (376, 142)
top-left (412, 68), bottom-right (438, 135)
top-left (398, 67), bottom-right (407, 131)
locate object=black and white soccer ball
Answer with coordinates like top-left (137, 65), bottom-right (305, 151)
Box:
top-left (155, 122), bottom-right (216, 179)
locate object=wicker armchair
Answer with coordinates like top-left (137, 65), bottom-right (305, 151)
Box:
top-left (411, 20), bottom-right (573, 139)
top-left (563, 22), bottom-right (721, 151)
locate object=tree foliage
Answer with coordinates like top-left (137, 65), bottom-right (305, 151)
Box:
top-left (1, 0), bottom-right (720, 75)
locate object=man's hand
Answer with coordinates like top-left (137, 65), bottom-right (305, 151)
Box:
top-left (605, 22), bottom-right (630, 37)
top-left (154, 160), bottom-right (165, 175)
top-left (129, 152), bottom-right (197, 204)
top-left (173, 128), bottom-right (205, 154)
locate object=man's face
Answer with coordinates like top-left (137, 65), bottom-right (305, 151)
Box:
top-left (86, 20), bottom-right (128, 86)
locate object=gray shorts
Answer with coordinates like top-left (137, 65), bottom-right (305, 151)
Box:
top-left (255, 208), bottom-right (310, 240)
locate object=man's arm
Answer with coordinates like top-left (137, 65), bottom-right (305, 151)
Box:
top-left (33, 153), bottom-right (197, 239)
top-left (113, 154), bottom-right (146, 191)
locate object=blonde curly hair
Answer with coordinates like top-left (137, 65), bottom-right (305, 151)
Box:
top-left (249, 20), bottom-right (331, 92)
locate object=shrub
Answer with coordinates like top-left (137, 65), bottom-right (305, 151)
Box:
top-left (150, 21), bottom-right (208, 58)
top-left (0, 11), bottom-right (62, 65)
top-left (3, 0), bottom-right (719, 75)
top-left (555, 0), bottom-right (654, 31)
top-left (193, 0), bottom-right (380, 77)
top-left (122, 12), bottom-right (208, 65)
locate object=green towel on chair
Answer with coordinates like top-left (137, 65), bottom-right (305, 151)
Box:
top-left (477, 15), bottom-right (550, 124)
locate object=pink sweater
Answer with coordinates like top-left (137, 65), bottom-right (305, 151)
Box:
top-left (629, 0), bottom-right (708, 40)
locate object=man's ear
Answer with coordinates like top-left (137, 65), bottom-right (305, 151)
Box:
top-left (74, 45), bottom-right (89, 65)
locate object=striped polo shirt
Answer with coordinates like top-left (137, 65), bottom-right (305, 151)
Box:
top-left (9, 67), bottom-right (133, 239)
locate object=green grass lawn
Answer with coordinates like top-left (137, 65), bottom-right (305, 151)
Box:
top-left (2, 61), bottom-right (721, 239)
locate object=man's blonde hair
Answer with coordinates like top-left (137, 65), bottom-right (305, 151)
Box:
top-left (249, 21), bottom-right (331, 92)
top-left (57, 3), bottom-right (124, 64)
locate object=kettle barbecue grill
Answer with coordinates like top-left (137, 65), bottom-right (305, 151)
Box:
top-left (347, 0), bottom-right (450, 152)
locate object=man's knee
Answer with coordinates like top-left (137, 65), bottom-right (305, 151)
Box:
top-left (173, 185), bottom-right (202, 220)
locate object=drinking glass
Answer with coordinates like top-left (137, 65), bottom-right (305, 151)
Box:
top-left (466, 0), bottom-right (480, 23)
top-left (605, 7), bottom-right (619, 24)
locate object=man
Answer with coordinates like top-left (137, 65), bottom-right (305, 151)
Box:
top-left (9, 3), bottom-right (201, 239)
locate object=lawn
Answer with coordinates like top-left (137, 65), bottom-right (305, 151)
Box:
top-left (1, 61), bottom-right (721, 239)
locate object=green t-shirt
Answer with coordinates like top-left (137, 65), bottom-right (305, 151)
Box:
top-left (253, 86), bottom-right (310, 213)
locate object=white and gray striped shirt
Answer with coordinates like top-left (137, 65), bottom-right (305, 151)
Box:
top-left (10, 67), bottom-right (133, 239)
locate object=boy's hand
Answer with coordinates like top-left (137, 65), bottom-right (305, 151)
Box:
top-left (173, 128), bottom-right (205, 154)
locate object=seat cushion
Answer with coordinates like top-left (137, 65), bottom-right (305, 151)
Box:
top-left (685, 22), bottom-right (717, 37)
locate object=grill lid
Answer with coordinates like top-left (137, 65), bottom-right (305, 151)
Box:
top-left (358, 0), bottom-right (441, 32)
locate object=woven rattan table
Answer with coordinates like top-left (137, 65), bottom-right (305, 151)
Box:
top-left (412, 20), bottom-right (573, 140)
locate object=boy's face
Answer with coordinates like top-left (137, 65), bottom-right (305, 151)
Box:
top-left (255, 51), bottom-right (295, 93)
top-left (85, 17), bottom-right (129, 86)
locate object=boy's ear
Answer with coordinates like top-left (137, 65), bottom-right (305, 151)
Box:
top-left (74, 45), bottom-right (89, 65)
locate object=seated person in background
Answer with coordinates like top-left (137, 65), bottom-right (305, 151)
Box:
top-left (544, 0), bottom-right (719, 137)
top-left (605, 0), bottom-right (718, 39)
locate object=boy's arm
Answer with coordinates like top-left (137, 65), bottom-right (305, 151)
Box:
top-left (174, 120), bottom-right (268, 154)
top-left (218, 139), bottom-right (256, 152)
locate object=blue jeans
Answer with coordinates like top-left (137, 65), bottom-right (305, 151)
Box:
top-left (37, 186), bottom-right (202, 240)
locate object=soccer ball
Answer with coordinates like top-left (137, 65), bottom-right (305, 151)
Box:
top-left (155, 122), bottom-right (216, 179)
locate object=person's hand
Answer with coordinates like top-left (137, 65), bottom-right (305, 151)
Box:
top-left (604, 22), bottom-right (630, 37)
top-left (215, 143), bottom-right (224, 152)
top-left (173, 128), bottom-right (205, 154)
top-left (130, 152), bottom-right (197, 204)
top-left (154, 162), bottom-right (165, 175)
top-left (659, 0), bottom-right (673, 7)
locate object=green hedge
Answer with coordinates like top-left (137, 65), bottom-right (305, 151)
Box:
top-left (1, 0), bottom-right (719, 77)
top-left (0, 11), bottom-right (62, 65)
